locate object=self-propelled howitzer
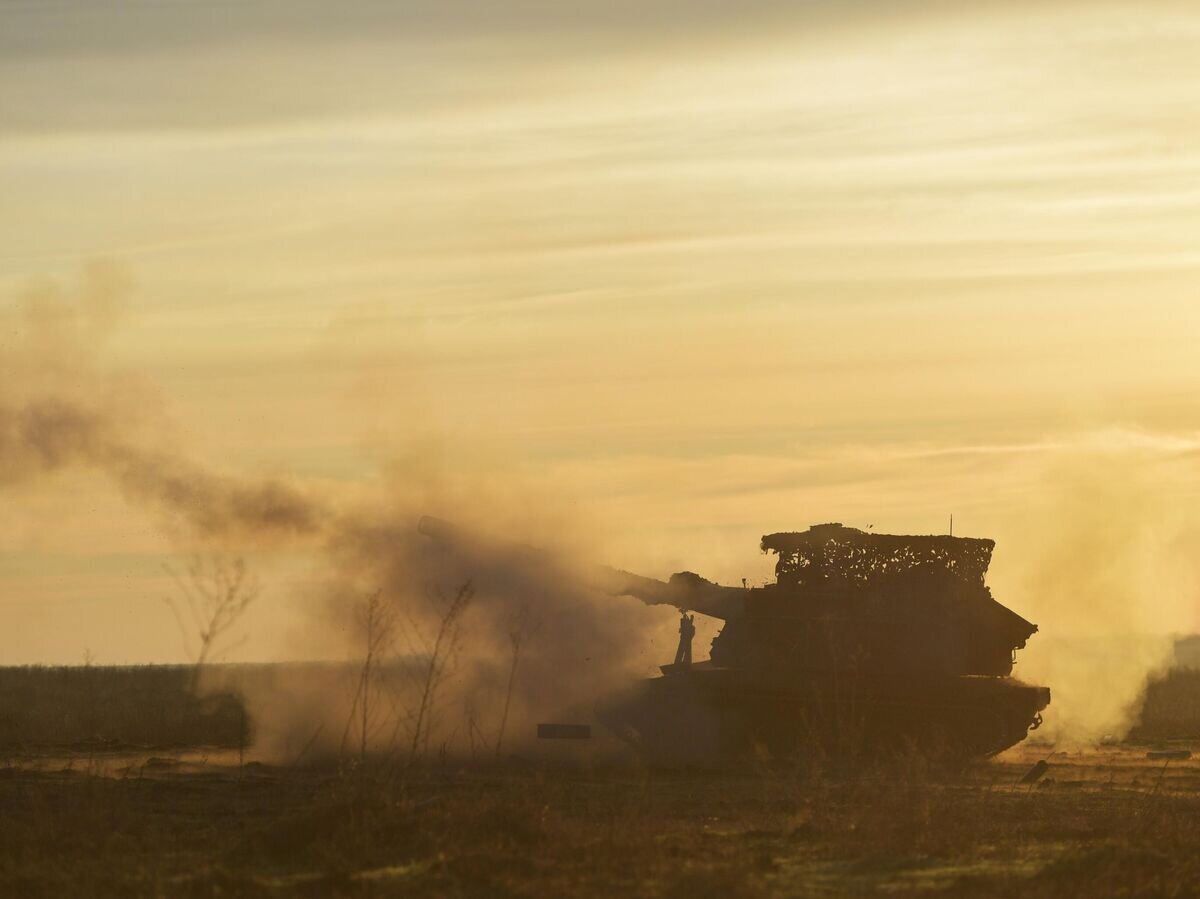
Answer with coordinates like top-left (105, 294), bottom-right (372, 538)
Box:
top-left (596, 523), bottom-right (1050, 764)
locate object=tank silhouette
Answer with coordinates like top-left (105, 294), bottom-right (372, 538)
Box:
top-left (416, 517), bottom-right (1050, 764)
top-left (593, 523), bottom-right (1050, 764)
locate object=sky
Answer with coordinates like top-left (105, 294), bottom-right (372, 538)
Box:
top-left (2, 0), bottom-right (1200, 668)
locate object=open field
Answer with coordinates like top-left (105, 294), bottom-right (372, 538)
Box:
top-left (3, 665), bottom-right (1200, 897)
top-left (4, 744), bottom-right (1200, 897)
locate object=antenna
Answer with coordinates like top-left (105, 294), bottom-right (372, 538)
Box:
top-left (949, 513), bottom-right (954, 537)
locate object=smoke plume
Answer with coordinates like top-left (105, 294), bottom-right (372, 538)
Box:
top-left (1, 397), bottom-right (324, 542)
top-left (2, 267), bottom-right (674, 759)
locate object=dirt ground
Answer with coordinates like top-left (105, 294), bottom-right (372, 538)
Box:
top-left (2, 741), bottom-right (1199, 898)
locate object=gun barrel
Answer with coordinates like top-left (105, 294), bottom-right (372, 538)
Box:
top-left (592, 567), bottom-right (745, 621)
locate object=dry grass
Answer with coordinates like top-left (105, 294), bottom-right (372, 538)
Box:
top-left (3, 750), bottom-right (1200, 897)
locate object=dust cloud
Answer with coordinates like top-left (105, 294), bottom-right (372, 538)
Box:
top-left (1010, 445), bottom-right (1200, 745)
top-left (240, 511), bottom-right (675, 761)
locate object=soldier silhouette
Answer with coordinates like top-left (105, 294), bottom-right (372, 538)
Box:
top-left (674, 610), bottom-right (696, 667)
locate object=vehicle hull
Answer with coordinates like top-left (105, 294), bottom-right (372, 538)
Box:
top-left (596, 666), bottom-right (1050, 766)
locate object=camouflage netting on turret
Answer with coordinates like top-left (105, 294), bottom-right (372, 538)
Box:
top-left (761, 523), bottom-right (995, 592)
